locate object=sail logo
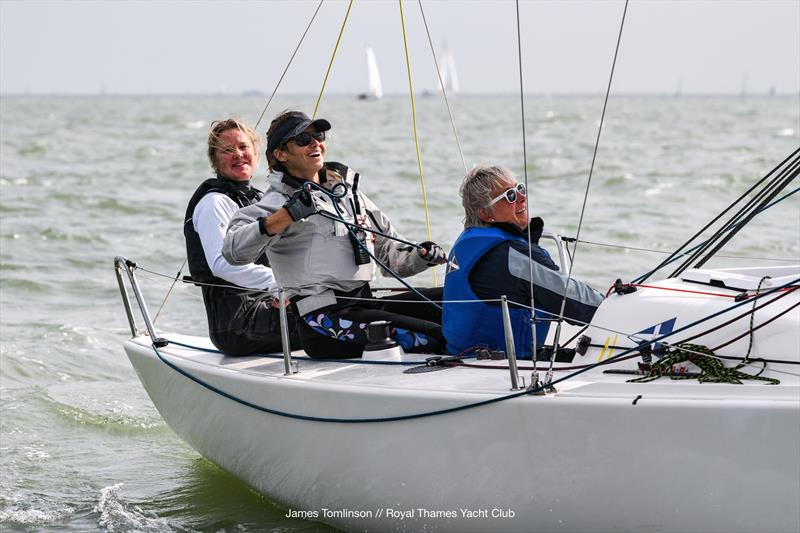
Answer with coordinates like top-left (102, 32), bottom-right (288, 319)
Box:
top-left (633, 317), bottom-right (677, 356)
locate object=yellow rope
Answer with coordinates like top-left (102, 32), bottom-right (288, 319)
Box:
top-left (399, 0), bottom-right (437, 286)
top-left (313, 0), bottom-right (354, 119)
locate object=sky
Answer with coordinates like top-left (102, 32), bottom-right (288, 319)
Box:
top-left (1, 0), bottom-right (799, 95)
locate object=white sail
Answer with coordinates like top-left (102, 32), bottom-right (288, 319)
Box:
top-left (366, 47), bottom-right (383, 99)
top-left (438, 43), bottom-right (459, 94)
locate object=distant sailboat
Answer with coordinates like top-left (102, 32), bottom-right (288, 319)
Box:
top-left (438, 42), bottom-right (459, 95)
top-left (357, 46), bottom-right (383, 100)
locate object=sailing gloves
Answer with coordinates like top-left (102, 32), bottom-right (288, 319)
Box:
top-left (283, 189), bottom-right (317, 221)
top-left (418, 241), bottom-right (447, 266)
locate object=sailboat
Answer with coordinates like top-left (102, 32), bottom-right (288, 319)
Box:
top-left (438, 42), bottom-right (459, 95)
top-left (116, 146), bottom-right (800, 530)
top-left (115, 3), bottom-right (799, 532)
top-left (357, 46), bottom-right (383, 100)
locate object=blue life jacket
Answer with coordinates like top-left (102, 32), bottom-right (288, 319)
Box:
top-left (442, 227), bottom-right (550, 359)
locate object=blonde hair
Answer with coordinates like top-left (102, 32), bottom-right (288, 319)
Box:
top-left (207, 118), bottom-right (261, 172)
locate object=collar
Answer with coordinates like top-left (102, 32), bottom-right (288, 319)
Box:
top-left (216, 173), bottom-right (251, 189)
top-left (489, 221), bottom-right (525, 236)
top-left (489, 219), bottom-right (543, 244)
top-left (277, 165), bottom-right (329, 190)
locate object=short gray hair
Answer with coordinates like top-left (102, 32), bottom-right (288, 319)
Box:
top-left (459, 164), bottom-right (513, 228)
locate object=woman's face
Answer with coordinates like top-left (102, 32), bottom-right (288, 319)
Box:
top-left (274, 125), bottom-right (326, 180)
top-left (214, 128), bottom-right (256, 181)
top-left (482, 176), bottom-right (528, 230)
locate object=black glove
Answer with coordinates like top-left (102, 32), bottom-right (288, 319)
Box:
top-left (527, 216), bottom-right (544, 245)
top-left (283, 189), bottom-right (317, 221)
top-left (418, 241), bottom-right (447, 266)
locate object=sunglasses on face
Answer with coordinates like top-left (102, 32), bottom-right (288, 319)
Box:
top-left (284, 130), bottom-right (326, 148)
top-left (486, 183), bottom-right (526, 207)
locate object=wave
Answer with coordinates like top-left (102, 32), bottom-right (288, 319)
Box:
top-left (0, 493), bottom-right (75, 526)
top-left (93, 198), bottom-right (143, 215)
top-left (39, 227), bottom-right (109, 244)
top-left (0, 277), bottom-right (51, 292)
top-left (46, 382), bottom-right (166, 433)
top-left (94, 484), bottom-right (180, 533)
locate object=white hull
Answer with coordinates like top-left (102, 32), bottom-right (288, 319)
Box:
top-left (120, 263), bottom-right (800, 532)
top-left (124, 336), bottom-right (799, 532)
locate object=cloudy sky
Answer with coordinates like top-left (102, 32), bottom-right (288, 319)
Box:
top-left (2, 0), bottom-right (798, 95)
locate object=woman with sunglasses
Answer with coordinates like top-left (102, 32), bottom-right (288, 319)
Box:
top-left (223, 110), bottom-right (447, 358)
top-left (184, 118), bottom-right (299, 356)
top-left (442, 164), bottom-right (604, 359)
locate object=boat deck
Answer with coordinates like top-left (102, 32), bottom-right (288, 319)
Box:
top-left (128, 333), bottom-right (800, 403)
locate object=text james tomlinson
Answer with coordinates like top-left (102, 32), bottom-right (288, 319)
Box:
top-left (286, 507), bottom-right (516, 520)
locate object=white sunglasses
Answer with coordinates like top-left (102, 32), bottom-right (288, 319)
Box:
top-left (486, 183), bottom-right (526, 207)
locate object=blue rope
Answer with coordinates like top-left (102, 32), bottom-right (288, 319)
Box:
top-left (146, 277), bottom-right (798, 424)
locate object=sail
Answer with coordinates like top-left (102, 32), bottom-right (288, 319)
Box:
top-left (438, 44), bottom-right (459, 94)
top-left (366, 47), bottom-right (383, 99)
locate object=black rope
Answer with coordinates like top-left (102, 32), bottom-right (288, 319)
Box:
top-left (633, 185), bottom-right (800, 282)
top-left (640, 148), bottom-right (799, 282)
top-left (671, 156), bottom-right (799, 276)
top-left (254, 0), bottom-right (324, 130)
top-left (690, 160), bottom-right (800, 271)
top-left (305, 181), bottom-right (442, 311)
top-left (647, 149), bottom-right (800, 281)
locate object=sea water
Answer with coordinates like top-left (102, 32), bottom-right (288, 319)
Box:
top-left (1, 94), bottom-right (798, 532)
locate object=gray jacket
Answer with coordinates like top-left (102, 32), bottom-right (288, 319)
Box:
top-left (222, 165), bottom-right (433, 316)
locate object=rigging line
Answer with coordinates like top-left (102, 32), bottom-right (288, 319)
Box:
top-left (713, 300), bottom-right (800, 353)
top-left (576, 238), bottom-right (798, 263)
top-left (670, 157), bottom-right (800, 276)
top-left (692, 163), bottom-right (800, 271)
top-left (666, 152), bottom-right (800, 278)
top-left (317, 182), bottom-right (442, 311)
top-left (666, 286), bottom-right (798, 348)
top-left (399, 0), bottom-right (437, 286)
top-left (640, 147), bottom-right (800, 283)
top-left (312, 0), bottom-right (354, 119)
top-left (254, 0), bottom-right (325, 130)
top-left (514, 0), bottom-right (540, 379)
top-left (416, 0), bottom-right (467, 172)
top-left (546, 0), bottom-right (629, 381)
top-left (152, 259), bottom-right (186, 325)
top-left (632, 184), bottom-right (800, 282)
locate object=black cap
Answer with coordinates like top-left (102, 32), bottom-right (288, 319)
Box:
top-left (267, 112), bottom-right (331, 155)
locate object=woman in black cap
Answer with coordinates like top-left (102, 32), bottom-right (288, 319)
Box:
top-left (222, 110), bottom-right (447, 358)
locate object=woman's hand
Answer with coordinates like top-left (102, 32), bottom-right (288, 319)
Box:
top-left (283, 189), bottom-right (317, 221)
top-left (418, 241), bottom-right (447, 266)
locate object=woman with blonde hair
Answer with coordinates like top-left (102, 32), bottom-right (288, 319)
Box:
top-left (184, 118), bottom-right (297, 355)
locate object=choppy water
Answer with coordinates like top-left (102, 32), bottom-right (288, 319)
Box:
top-left (1, 94), bottom-right (798, 532)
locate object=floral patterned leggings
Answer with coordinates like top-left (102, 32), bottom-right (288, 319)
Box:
top-left (297, 286), bottom-right (445, 359)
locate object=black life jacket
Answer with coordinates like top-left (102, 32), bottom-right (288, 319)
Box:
top-left (183, 175), bottom-right (267, 285)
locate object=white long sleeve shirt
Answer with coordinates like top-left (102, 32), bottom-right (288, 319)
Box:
top-left (193, 192), bottom-right (276, 290)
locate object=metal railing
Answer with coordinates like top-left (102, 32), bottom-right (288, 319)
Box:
top-left (114, 256), bottom-right (296, 374)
